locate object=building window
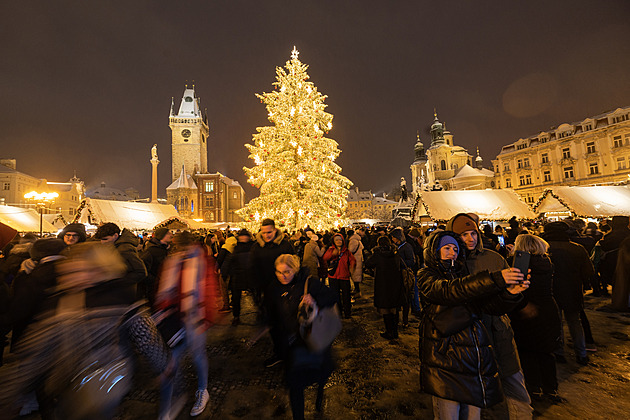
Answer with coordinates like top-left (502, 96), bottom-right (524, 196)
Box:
top-left (564, 166), bottom-right (574, 179)
top-left (617, 157), bottom-right (628, 170)
top-left (586, 142), bottom-right (596, 154)
top-left (539, 137), bottom-right (548, 143)
top-left (517, 159), bottom-right (523, 169)
top-left (3, 183), bottom-right (9, 190)
top-left (440, 160), bottom-right (446, 171)
top-left (543, 171), bottom-right (551, 182)
top-left (589, 162), bottom-right (599, 175)
top-left (613, 114), bottom-right (629, 123)
top-left (541, 153), bottom-right (549, 164)
top-left (527, 196), bottom-right (535, 203)
top-left (558, 130), bottom-right (572, 139)
top-left (69, 208), bottom-right (74, 215)
top-left (232, 192), bottom-right (238, 199)
top-left (504, 163), bottom-right (510, 172)
top-left (562, 148), bottom-right (571, 159)
top-left (209, 212), bottom-right (215, 221)
top-left (517, 143), bottom-right (527, 150)
top-left (204, 196), bottom-right (214, 207)
top-left (583, 124), bottom-right (592, 131)
top-left (506, 179), bottom-right (511, 188)
top-left (523, 158), bottom-right (530, 168)
top-left (519, 175), bottom-right (525, 186)
top-left (613, 136), bottom-right (622, 148)
top-left (205, 181), bottom-right (214, 192)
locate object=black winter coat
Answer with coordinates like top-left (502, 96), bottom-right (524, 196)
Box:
top-left (6, 260), bottom-right (60, 349)
top-left (365, 245), bottom-right (403, 309)
top-left (223, 241), bottom-right (254, 290)
top-left (508, 254), bottom-right (561, 353)
top-left (140, 238), bottom-right (169, 304)
top-left (418, 231), bottom-right (521, 409)
top-left (542, 231), bottom-right (594, 311)
top-left (251, 230), bottom-right (295, 290)
top-left (115, 229), bottom-right (148, 298)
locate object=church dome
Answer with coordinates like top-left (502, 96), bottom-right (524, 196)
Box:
top-left (87, 182), bottom-right (130, 201)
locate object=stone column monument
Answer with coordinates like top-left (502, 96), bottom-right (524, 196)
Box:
top-left (151, 144), bottom-right (159, 203)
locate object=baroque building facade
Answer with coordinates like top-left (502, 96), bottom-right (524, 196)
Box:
top-left (411, 112), bottom-right (494, 195)
top-left (346, 187), bottom-right (397, 220)
top-left (167, 86), bottom-right (244, 222)
top-left (492, 106), bottom-right (630, 204)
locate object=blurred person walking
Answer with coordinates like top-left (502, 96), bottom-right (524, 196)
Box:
top-left (156, 231), bottom-right (213, 418)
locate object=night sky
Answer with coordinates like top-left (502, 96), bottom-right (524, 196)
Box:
top-left (2, 1), bottom-right (629, 199)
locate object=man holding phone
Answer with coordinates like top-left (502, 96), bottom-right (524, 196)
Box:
top-left (447, 213), bottom-right (533, 420)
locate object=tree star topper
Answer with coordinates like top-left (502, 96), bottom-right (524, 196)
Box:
top-left (291, 46), bottom-right (299, 60)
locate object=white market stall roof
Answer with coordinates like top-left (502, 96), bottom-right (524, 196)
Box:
top-left (0, 205), bottom-right (57, 233)
top-left (533, 186), bottom-right (630, 218)
top-left (419, 189), bottom-right (535, 221)
top-left (74, 198), bottom-right (185, 231)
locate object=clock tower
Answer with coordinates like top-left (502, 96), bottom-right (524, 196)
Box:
top-left (169, 85), bottom-right (209, 182)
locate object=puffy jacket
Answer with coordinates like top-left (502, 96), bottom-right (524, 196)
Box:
top-left (418, 231), bottom-right (521, 408)
top-left (322, 233), bottom-right (356, 280)
top-left (251, 229), bottom-right (295, 290)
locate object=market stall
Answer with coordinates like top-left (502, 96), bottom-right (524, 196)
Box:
top-left (418, 189), bottom-right (535, 222)
top-left (0, 205), bottom-right (57, 233)
top-left (73, 198), bottom-right (184, 231)
top-left (533, 185), bottom-right (630, 218)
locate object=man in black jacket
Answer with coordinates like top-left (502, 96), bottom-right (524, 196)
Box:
top-left (94, 223), bottom-right (147, 300)
top-left (250, 218), bottom-right (294, 366)
top-left (542, 221), bottom-right (594, 365)
top-left (140, 227), bottom-right (172, 307)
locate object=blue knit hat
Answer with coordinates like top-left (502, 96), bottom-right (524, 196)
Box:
top-left (438, 235), bottom-right (459, 256)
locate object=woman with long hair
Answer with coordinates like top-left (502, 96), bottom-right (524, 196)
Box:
top-left (509, 234), bottom-right (562, 402)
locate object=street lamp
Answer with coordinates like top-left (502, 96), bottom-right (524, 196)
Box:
top-left (24, 191), bottom-right (59, 237)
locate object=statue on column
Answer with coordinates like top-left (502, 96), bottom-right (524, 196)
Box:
top-left (400, 177), bottom-right (408, 202)
top-left (151, 144), bottom-right (158, 161)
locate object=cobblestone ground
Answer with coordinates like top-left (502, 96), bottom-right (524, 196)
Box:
top-left (16, 276), bottom-right (630, 419)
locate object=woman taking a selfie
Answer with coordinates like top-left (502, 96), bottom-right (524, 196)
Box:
top-left (418, 230), bottom-right (529, 419)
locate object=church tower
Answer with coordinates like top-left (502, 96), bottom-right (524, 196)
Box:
top-left (169, 85), bottom-right (209, 182)
top-left (410, 130), bottom-right (428, 195)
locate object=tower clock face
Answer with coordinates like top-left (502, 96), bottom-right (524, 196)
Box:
top-left (181, 129), bottom-right (191, 138)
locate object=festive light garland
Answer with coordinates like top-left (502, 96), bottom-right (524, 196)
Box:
top-left (532, 188), bottom-right (578, 218)
top-left (237, 47), bottom-right (353, 232)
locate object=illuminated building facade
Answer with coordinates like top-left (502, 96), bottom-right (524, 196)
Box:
top-left (413, 112), bottom-right (494, 193)
top-left (167, 86), bottom-right (244, 222)
top-left (492, 106), bottom-right (630, 204)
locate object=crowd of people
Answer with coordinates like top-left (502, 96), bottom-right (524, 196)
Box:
top-left (0, 212), bottom-right (628, 420)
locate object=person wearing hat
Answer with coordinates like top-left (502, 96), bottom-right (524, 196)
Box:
top-left (140, 227), bottom-right (173, 307)
top-left (58, 223), bottom-right (87, 247)
top-left (542, 221), bottom-right (594, 366)
top-left (447, 213), bottom-right (533, 418)
top-left (301, 231), bottom-right (324, 279)
top-left (222, 229), bottom-right (254, 325)
top-left (418, 230), bottom-right (529, 419)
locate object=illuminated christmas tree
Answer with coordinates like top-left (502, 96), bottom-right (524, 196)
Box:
top-left (238, 47), bottom-right (352, 231)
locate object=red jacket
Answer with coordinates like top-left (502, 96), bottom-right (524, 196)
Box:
top-left (323, 245), bottom-right (356, 280)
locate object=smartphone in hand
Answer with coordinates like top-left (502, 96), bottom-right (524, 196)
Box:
top-left (512, 250), bottom-right (531, 282)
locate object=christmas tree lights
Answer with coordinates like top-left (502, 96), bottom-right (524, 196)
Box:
top-left (237, 47), bottom-right (353, 231)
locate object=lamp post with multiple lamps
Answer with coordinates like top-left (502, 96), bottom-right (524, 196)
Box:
top-left (23, 191), bottom-right (59, 237)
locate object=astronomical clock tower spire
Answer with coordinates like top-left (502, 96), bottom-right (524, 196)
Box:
top-left (169, 84), bottom-right (209, 182)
